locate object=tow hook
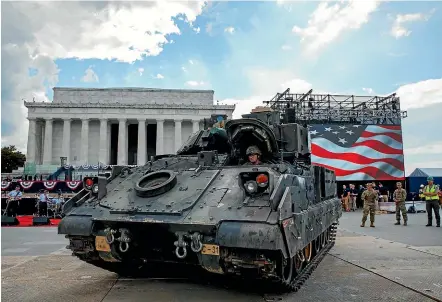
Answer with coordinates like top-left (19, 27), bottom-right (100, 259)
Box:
top-left (190, 232), bottom-right (203, 253)
top-left (174, 232), bottom-right (188, 259)
top-left (104, 228), bottom-right (117, 244)
top-left (116, 228), bottom-right (131, 253)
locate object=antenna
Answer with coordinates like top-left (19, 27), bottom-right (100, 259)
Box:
top-left (278, 117), bottom-right (284, 163)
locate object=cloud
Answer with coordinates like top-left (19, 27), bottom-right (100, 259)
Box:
top-left (390, 10), bottom-right (434, 39)
top-left (154, 73), bottom-right (164, 79)
top-left (405, 142), bottom-right (442, 156)
top-left (281, 44), bottom-right (292, 51)
top-left (138, 68), bottom-right (144, 76)
top-left (206, 22), bottom-right (213, 33)
top-left (362, 87), bottom-right (374, 94)
top-left (218, 67), bottom-right (314, 118)
top-left (219, 96), bottom-right (269, 119)
top-left (395, 78), bottom-right (442, 110)
top-left (1, 1), bottom-right (207, 152)
top-left (224, 26), bottom-right (235, 34)
top-left (1, 43), bottom-right (58, 152)
top-left (186, 80), bottom-right (206, 87)
top-left (218, 65), bottom-right (442, 175)
top-left (292, 1), bottom-right (380, 53)
top-left (81, 66), bottom-right (99, 83)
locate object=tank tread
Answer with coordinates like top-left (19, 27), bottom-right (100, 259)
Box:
top-left (272, 222), bottom-right (338, 292)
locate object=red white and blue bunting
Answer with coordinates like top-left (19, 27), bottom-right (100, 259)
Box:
top-left (19, 181), bottom-right (34, 190)
top-left (62, 164), bottom-right (139, 170)
top-left (66, 181), bottom-right (81, 190)
top-left (1, 181), bottom-right (11, 190)
top-left (43, 181), bottom-right (57, 190)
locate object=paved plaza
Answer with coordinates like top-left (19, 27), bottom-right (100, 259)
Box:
top-left (1, 210), bottom-right (441, 302)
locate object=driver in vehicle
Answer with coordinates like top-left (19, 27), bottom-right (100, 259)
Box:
top-left (243, 145), bottom-right (262, 165)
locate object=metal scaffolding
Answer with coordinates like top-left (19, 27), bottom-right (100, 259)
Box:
top-left (263, 88), bottom-right (408, 125)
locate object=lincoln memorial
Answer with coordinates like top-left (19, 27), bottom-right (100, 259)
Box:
top-left (24, 87), bottom-right (235, 167)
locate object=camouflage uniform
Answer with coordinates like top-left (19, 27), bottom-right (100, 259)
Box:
top-left (393, 188), bottom-right (408, 225)
top-left (360, 189), bottom-right (378, 227)
top-left (242, 146), bottom-right (262, 165)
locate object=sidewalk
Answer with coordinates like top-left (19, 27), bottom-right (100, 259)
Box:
top-left (332, 210), bottom-right (442, 301)
top-left (338, 210), bottom-right (442, 247)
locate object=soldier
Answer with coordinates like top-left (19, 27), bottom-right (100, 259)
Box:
top-left (393, 182), bottom-right (408, 226)
top-left (212, 116), bottom-right (225, 129)
top-left (360, 182), bottom-right (378, 228)
top-left (423, 176), bottom-right (440, 227)
top-left (243, 145), bottom-right (262, 165)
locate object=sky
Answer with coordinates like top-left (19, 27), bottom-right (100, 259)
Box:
top-left (1, 0), bottom-right (441, 176)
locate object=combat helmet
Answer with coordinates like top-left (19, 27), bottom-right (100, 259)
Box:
top-left (246, 145), bottom-right (261, 156)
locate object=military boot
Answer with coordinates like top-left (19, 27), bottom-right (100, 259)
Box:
top-left (370, 222), bottom-right (375, 227)
top-left (403, 221), bottom-right (407, 226)
top-left (394, 221), bottom-right (400, 225)
top-left (360, 221), bottom-right (365, 227)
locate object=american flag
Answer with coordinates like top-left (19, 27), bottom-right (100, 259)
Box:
top-left (308, 124), bottom-right (405, 181)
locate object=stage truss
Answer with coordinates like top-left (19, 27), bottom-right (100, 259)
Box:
top-left (263, 88), bottom-right (408, 125)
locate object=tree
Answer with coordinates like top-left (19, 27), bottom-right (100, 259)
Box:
top-left (1, 145), bottom-right (26, 173)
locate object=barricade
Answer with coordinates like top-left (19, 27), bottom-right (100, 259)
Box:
top-left (378, 200), bottom-right (426, 213)
top-left (1, 215), bottom-right (61, 227)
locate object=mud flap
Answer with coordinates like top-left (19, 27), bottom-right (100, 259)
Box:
top-left (281, 212), bottom-right (307, 259)
top-left (58, 215), bottom-right (93, 236)
top-left (217, 221), bottom-right (288, 259)
top-left (198, 253), bottom-right (224, 274)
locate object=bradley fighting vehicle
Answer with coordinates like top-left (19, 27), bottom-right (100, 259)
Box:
top-left (58, 114), bottom-right (342, 291)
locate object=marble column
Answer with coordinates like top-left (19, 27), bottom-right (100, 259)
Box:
top-left (156, 119), bottom-right (164, 155)
top-left (137, 119), bottom-right (147, 165)
top-left (99, 119), bottom-right (108, 165)
top-left (107, 122), bottom-right (111, 164)
top-left (62, 118), bottom-right (71, 164)
top-left (42, 118), bottom-right (53, 165)
top-left (117, 119), bottom-right (127, 165)
top-left (26, 118), bottom-right (37, 163)
top-left (192, 119), bottom-right (200, 133)
top-left (81, 119), bottom-right (89, 164)
top-left (174, 119), bottom-right (182, 152)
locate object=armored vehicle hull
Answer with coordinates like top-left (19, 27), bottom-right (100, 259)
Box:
top-left (58, 118), bottom-right (342, 291)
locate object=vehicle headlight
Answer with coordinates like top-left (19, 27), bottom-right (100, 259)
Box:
top-left (244, 181), bottom-right (257, 193)
top-left (92, 183), bottom-right (99, 194)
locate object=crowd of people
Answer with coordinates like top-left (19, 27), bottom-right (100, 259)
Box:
top-left (340, 182), bottom-right (390, 212)
top-left (340, 177), bottom-right (441, 228)
top-left (3, 185), bottom-right (65, 218)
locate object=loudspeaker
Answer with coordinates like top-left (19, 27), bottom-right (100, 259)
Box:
top-left (33, 216), bottom-right (50, 225)
top-left (1, 215), bottom-right (19, 226)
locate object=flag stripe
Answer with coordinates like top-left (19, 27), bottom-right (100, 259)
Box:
top-left (313, 162), bottom-right (405, 180)
top-left (360, 131), bottom-right (403, 143)
top-left (311, 144), bottom-right (405, 170)
top-left (311, 155), bottom-right (404, 178)
top-left (335, 173), bottom-right (404, 181)
top-left (377, 125), bottom-right (401, 131)
top-left (355, 135), bottom-right (403, 150)
top-left (310, 124), bottom-right (405, 181)
top-left (364, 125), bottom-right (402, 134)
top-left (352, 140), bottom-right (402, 155)
top-left (311, 138), bottom-right (403, 158)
